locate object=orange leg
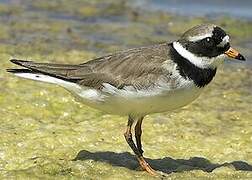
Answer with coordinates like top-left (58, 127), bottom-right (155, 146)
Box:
top-left (135, 117), bottom-right (144, 156)
top-left (124, 116), bottom-right (157, 175)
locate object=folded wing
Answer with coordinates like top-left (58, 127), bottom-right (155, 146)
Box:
top-left (7, 43), bottom-right (171, 90)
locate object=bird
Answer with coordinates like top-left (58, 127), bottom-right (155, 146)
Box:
top-left (7, 24), bottom-right (245, 175)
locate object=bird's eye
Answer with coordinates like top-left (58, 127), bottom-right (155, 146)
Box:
top-left (204, 37), bottom-right (214, 46)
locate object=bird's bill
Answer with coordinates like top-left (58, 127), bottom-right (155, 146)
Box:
top-left (225, 47), bottom-right (246, 61)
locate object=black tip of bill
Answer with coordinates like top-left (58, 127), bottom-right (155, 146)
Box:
top-left (236, 53), bottom-right (246, 61)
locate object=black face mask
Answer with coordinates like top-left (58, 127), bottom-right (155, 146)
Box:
top-left (180, 27), bottom-right (230, 58)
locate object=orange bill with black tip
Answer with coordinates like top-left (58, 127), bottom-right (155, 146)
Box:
top-left (225, 47), bottom-right (246, 61)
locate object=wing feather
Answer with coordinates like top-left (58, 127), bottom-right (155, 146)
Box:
top-left (9, 43), bottom-right (173, 90)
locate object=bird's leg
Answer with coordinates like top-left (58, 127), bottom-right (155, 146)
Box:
top-left (135, 117), bottom-right (144, 156)
top-left (124, 116), bottom-right (156, 175)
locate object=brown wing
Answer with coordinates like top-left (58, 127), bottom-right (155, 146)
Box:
top-left (9, 43), bottom-right (171, 90)
top-left (72, 43), bottom-right (171, 89)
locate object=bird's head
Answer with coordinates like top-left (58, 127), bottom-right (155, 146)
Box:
top-left (173, 24), bottom-right (245, 69)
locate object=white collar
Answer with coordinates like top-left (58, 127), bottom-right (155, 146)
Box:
top-left (172, 41), bottom-right (225, 69)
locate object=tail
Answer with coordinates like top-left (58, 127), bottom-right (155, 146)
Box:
top-left (7, 59), bottom-right (82, 85)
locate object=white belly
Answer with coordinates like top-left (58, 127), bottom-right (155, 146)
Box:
top-left (71, 83), bottom-right (203, 116)
top-left (13, 70), bottom-right (204, 116)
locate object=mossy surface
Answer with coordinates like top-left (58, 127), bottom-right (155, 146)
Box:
top-left (0, 0), bottom-right (252, 179)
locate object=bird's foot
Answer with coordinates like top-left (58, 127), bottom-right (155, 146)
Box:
top-left (138, 156), bottom-right (157, 176)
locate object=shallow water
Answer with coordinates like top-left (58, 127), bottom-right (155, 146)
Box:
top-left (135, 0), bottom-right (252, 20)
top-left (0, 0), bottom-right (252, 179)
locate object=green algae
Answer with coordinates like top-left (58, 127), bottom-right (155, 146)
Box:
top-left (0, 0), bottom-right (252, 179)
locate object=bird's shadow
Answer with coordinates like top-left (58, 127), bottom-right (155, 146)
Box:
top-left (73, 150), bottom-right (252, 174)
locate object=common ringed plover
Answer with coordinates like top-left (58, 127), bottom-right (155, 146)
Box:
top-left (7, 24), bottom-right (245, 175)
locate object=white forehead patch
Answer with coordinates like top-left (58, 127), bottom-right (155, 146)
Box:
top-left (188, 33), bottom-right (212, 42)
top-left (217, 35), bottom-right (229, 47)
